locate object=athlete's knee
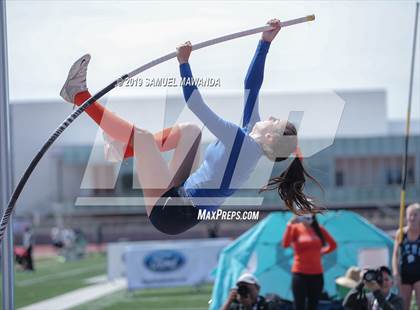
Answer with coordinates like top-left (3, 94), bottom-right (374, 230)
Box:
top-left (179, 123), bottom-right (202, 141)
top-left (133, 128), bottom-right (154, 146)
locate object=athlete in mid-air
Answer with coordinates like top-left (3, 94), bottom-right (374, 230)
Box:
top-left (60, 19), bottom-right (320, 235)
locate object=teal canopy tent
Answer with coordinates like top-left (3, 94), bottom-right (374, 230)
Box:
top-left (210, 211), bottom-right (393, 310)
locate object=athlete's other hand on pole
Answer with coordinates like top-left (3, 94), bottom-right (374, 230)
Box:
top-left (262, 18), bottom-right (281, 42)
top-left (176, 41), bottom-right (192, 64)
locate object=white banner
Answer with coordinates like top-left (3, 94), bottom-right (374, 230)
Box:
top-left (121, 239), bottom-right (230, 290)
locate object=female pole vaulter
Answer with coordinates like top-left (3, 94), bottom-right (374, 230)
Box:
top-left (59, 19), bottom-right (321, 235)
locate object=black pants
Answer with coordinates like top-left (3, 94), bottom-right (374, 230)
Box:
top-left (292, 273), bottom-right (323, 310)
top-left (25, 246), bottom-right (34, 271)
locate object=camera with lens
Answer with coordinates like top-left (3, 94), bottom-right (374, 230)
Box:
top-left (363, 268), bottom-right (383, 285)
top-left (237, 284), bottom-right (250, 298)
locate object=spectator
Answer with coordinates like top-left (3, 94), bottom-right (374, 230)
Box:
top-left (74, 228), bottom-right (87, 259)
top-left (23, 226), bottom-right (34, 271)
top-left (62, 228), bottom-right (75, 248)
top-left (207, 223), bottom-right (220, 239)
top-left (282, 214), bottom-right (337, 310)
top-left (221, 273), bottom-right (269, 310)
top-left (96, 224), bottom-right (103, 250)
top-left (14, 246), bottom-right (28, 269)
top-left (50, 226), bottom-right (64, 249)
top-left (343, 266), bottom-right (403, 310)
top-left (392, 203), bottom-right (420, 310)
top-left (336, 267), bottom-right (362, 300)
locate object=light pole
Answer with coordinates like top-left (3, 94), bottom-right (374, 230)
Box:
top-left (0, 0), bottom-right (15, 309)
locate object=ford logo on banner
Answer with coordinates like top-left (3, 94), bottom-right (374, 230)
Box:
top-left (144, 250), bottom-right (186, 272)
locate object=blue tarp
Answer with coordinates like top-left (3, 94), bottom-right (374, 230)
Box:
top-left (210, 211), bottom-right (393, 310)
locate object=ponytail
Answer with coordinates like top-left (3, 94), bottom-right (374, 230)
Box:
top-left (310, 215), bottom-right (326, 246)
top-left (259, 155), bottom-right (323, 215)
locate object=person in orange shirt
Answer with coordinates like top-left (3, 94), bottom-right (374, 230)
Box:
top-left (282, 214), bottom-right (337, 310)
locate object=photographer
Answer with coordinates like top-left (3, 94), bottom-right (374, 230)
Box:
top-left (343, 266), bottom-right (403, 310)
top-left (222, 273), bottom-right (269, 310)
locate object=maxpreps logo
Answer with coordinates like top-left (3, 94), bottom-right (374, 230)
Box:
top-left (144, 250), bottom-right (186, 272)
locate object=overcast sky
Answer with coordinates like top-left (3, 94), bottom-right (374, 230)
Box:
top-left (4, 0), bottom-right (420, 120)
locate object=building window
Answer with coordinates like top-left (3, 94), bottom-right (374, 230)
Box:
top-left (335, 171), bottom-right (344, 187)
top-left (335, 156), bottom-right (416, 187)
top-left (407, 167), bottom-right (415, 184)
top-left (386, 169), bottom-right (402, 185)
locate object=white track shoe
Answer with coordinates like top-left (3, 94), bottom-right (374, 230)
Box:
top-left (60, 54), bottom-right (91, 104)
top-left (60, 54), bottom-right (125, 162)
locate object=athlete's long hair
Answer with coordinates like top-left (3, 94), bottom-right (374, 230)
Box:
top-left (259, 121), bottom-right (323, 215)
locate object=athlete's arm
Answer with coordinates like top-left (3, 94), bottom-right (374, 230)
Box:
top-left (392, 228), bottom-right (403, 285)
top-left (242, 40), bottom-right (270, 130)
top-left (177, 42), bottom-right (242, 144)
top-left (242, 19), bottom-right (280, 130)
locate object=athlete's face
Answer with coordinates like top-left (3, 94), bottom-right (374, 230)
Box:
top-left (406, 207), bottom-right (420, 229)
top-left (252, 116), bottom-right (285, 136)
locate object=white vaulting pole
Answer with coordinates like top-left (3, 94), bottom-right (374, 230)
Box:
top-left (128, 15), bottom-right (315, 78)
top-left (0, 0), bottom-right (16, 309)
top-left (0, 14), bottom-right (316, 243)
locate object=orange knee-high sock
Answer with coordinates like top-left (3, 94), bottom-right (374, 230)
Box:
top-left (74, 91), bottom-right (181, 158)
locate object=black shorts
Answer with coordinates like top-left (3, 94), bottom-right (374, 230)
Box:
top-left (149, 186), bottom-right (201, 235)
top-left (401, 272), bottom-right (420, 286)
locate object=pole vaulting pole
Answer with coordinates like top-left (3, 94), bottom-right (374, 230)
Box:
top-left (127, 15), bottom-right (315, 78)
top-left (398, 2), bottom-right (419, 244)
top-left (0, 15), bottom-right (315, 243)
top-left (0, 0), bottom-right (16, 309)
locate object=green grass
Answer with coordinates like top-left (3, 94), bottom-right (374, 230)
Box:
top-left (71, 285), bottom-right (213, 310)
top-left (1, 254), bottom-right (417, 310)
top-left (0, 253), bottom-right (212, 309)
top-left (0, 253), bottom-right (106, 308)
